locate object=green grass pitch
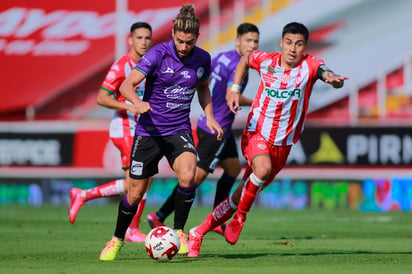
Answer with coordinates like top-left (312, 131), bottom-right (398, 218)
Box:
top-left (1, 204), bottom-right (412, 274)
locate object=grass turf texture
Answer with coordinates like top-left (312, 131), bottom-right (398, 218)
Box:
top-left (1, 205), bottom-right (412, 274)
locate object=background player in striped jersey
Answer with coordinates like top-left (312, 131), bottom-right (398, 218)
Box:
top-left (187, 22), bottom-right (349, 257)
top-left (145, 22), bottom-right (260, 235)
top-left (99, 4), bottom-right (223, 261)
top-left (69, 22), bottom-right (153, 243)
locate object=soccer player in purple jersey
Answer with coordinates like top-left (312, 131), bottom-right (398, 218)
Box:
top-left (99, 4), bottom-right (223, 261)
top-left (146, 23), bottom-right (260, 235)
top-left (68, 22), bottom-right (152, 243)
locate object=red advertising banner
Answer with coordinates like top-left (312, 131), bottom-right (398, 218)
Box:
top-left (0, 0), bottom-right (209, 114)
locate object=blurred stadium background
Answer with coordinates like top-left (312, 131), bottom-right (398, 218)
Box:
top-left (1, 0), bottom-right (412, 212)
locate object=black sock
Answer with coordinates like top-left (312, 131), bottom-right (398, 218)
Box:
top-left (114, 195), bottom-right (138, 239)
top-left (213, 173), bottom-right (236, 208)
top-left (173, 184), bottom-right (197, 230)
top-left (157, 185), bottom-right (178, 222)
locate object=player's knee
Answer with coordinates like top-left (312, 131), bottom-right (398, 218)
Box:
top-left (225, 163), bottom-right (241, 178)
top-left (127, 191), bottom-right (143, 206)
top-left (252, 165), bottom-right (271, 181)
top-left (177, 168), bottom-right (196, 186)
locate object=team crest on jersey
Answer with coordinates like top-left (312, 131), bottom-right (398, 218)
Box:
top-left (197, 67), bottom-right (204, 79)
top-left (262, 73), bottom-right (277, 85)
top-left (257, 143), bottom-right (267, 150)
top-left (281, 74), bottom-right (290, 85)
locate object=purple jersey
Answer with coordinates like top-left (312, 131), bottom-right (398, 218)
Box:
top-left (134, 40), bottom-right (211, 136)
top-left (197, 49), bottom-right (248, 138)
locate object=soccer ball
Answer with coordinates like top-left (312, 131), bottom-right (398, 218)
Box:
top-left (145, 226), bottom-right (180, 260)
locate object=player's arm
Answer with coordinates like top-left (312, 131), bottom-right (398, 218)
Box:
top-left (197, 78), bottom-right (223, 140)
top-left (119, 69), bottom-right (152, 114)
top-left (97, 88), bottom-right (134, 112)
top-left (225, 85), bottom-right (252, 112)
top-left (227, 55), bottom-right (249, 113)
top-left (317, 64), bottom-right (349, 89)
top-left (238, 94), bottom-right (253, 106)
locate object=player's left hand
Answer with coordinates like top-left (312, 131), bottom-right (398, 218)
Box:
top-left (324, 74), bottom-right (349, 89)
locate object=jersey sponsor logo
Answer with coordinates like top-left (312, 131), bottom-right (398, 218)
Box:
top-left (164, 85), bottom-right (195, 100)
top-left (163, 67), bottom-right (174, 74)
top-left (181, 70), bottom-right (191, 79)
top-left (166, 102), bottom-right (190, 109)
top-left (131, 160), bottom-right (143, 176)
top-left (265, 87), bottom-right (301, 99)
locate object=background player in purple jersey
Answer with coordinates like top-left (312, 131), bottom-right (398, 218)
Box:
top-left (145, 23), bottom-right (260, 235)
top-left (69, 22), bottom-right (152, 242)
top-left (99, 4), bottom-right (223, 261)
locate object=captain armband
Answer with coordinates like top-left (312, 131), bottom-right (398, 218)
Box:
top-left (317, 64), bottom-right (333, 81)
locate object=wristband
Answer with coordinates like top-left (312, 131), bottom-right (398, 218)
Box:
top-left (231, 84), bottom-right (240, 93)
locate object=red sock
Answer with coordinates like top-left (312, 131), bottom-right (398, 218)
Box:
top-left (237, 177), bottom-right (260, 221)
top-left (82, 179), bottom-right (125, 202)
top-left (129, 191), bottom-right (148, 230)
top-left (197, 197), bottom-right (236, 235)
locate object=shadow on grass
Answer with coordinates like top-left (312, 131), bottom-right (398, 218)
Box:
top-left (196, 250), bottom-right (412, 260)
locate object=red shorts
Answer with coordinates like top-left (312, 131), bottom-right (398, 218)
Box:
top-left (111, 135), bottom-right (134, 169)
top-left (241, 131), bottom-right (291, 188)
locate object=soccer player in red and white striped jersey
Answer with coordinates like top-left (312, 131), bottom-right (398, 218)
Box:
top-left (188, 22), bottom-right (348, 257)
top-left (69, 22), bottom-right (153, 243)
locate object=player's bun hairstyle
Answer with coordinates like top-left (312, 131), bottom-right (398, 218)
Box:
top-left (173, 4), bottom-right (200, 36)
top-left (282, 22), bottom-right (309, 42)
top-left (237, 23), bottom-right (260, 37)
top-left (130, 21), bottom-right (152, 35)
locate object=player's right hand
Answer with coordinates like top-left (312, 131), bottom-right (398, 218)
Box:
top-left (227, 92), bottom-right (240, 114)
top-left (132, 101), bottom-right (152, 114)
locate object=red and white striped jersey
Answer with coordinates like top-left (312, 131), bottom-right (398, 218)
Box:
top-left (101, 53), bottom-right (144, 138)
top-left (246, 50), bottom-right (324, 146)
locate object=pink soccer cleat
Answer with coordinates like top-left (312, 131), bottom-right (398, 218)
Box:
top-left (224, 216), bottom-right (244, 245)
top-left (146, 212), bottom-right (165, 229)
top-left (125, 228), bottom-right (146, 243)
top-left (69, 188), bottom-right (84, 224)
top-left (187, 227), bottom-right (204, 257)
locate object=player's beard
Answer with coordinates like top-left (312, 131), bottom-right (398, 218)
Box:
top-left (174, 46), bottom-right (194, 61)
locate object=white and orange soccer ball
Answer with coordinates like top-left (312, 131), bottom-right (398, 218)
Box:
top-left (145, 226), bottom-right (180, 260)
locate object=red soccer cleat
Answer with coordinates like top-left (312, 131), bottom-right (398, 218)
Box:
top-left (69, 188), bottom-right (84, 224)
top-left (224, 216), bottom-right (244, 245)
top-left (125, 228), bottom-right (146, 243)
top-left (187, 227), bottom-right (204, 257)
top-left (212, 223), bottom-right (227, 236)
top-left (146, 212), bottom-right (165, 229)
